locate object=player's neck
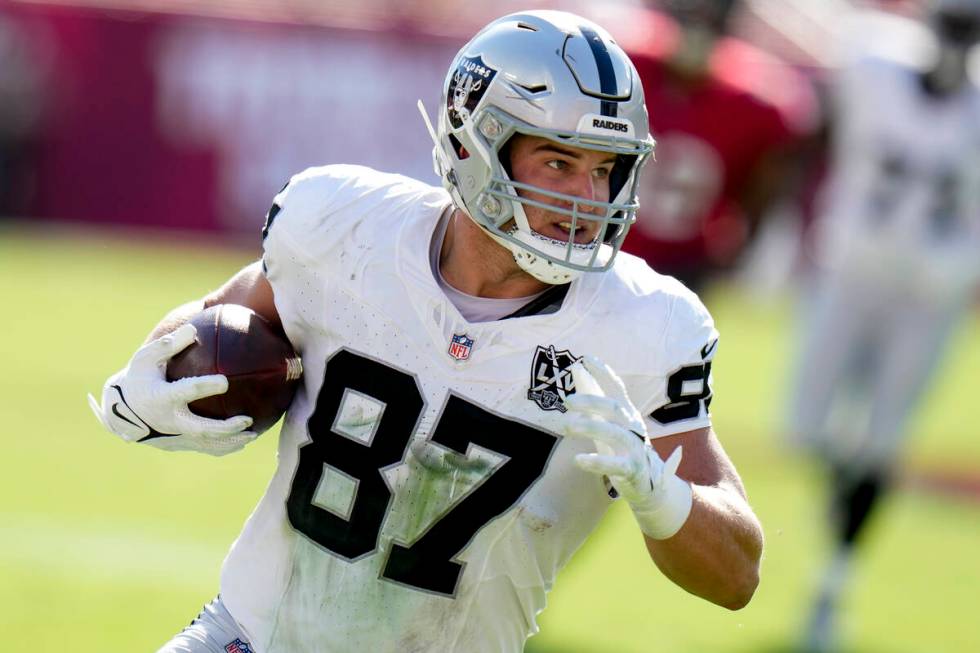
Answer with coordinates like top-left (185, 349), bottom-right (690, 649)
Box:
top-left (439, 210), bottom-right (550, 299)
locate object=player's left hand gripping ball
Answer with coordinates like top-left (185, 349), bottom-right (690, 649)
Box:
top-left (88, 323), bottom-right (257, 456)
top-left (563, 357), bottom-right (693, 540)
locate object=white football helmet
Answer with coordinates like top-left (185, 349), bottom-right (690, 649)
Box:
top-left (420, 10), bottom-right (655, 284)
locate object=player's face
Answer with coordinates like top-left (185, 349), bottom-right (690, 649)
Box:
top-left (507, 134), bottom-right (616, 245)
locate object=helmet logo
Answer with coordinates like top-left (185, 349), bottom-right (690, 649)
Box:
top-left (577, 113), bottom-right (635, 138)
top-left (447, 56), bottom-right (497, 129)
top-left (593, 118), bottom-right (628, 133)
top-left (452, 75), bottom-right (481, 113)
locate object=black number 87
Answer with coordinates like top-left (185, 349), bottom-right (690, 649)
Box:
top-left (286, 349), bottom-right (559, 597)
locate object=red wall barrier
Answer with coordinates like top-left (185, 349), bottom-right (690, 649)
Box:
top-left (1, 2), bottom-right (459, 233)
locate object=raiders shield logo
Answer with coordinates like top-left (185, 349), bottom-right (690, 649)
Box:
top-left (447, 55), bottom-right (497, 129)
top-left (527, 345), bottom-right (581, 412)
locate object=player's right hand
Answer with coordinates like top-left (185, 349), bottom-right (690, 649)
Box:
top-left (87, 323), bottom-right (257, 456)
top-left (563, 357), bottom-right (693, 540)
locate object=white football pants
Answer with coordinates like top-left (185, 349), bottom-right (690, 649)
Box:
top-left (158, 596), bottom-right (254, 653)
top-left (787, 269), bottom-right (965, 471)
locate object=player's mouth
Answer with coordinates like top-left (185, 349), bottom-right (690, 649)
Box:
top-left (543, 220), bottom-right (599, 244)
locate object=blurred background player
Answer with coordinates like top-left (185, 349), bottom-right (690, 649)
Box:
top-left (788, 1), bottom-right (980, 650)
top-left (624, 0), bottom-right (818, 292)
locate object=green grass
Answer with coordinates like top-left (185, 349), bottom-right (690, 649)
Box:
top-left (1, 224), bottom-right (978, 652)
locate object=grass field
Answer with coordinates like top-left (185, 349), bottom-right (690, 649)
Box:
top-left (2, 224), bottom-right (978, 653)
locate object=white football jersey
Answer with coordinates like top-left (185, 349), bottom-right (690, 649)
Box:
top-left (812, 51), bottom-right (980, 299)
top-left (220, 165), bottom-right (718, 653)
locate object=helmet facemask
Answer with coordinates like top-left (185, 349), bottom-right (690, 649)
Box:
top-left (466, 107), bottom-right (652, 283)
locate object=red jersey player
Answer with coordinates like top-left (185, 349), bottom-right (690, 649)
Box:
top-left (625, 0), bottom-right (818, 291)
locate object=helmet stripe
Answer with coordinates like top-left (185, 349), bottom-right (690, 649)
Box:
top-left (579, 25), bottom-right (618, 117)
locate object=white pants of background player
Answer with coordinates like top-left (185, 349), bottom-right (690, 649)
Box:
top-left (787, 268), bottom-right (967, 471)
top-left (158, 597), bottom-right (253, 653)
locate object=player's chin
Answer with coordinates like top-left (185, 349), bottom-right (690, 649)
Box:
top-left (558, 220), bottom-right (602, 245)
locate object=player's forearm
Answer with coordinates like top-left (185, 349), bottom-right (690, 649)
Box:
top-left (144, 262), bottom-right (281, 345)
top-left (644, 481), bottom-right (763, 610)
top-left (145, 300), bottom-right (206, 343)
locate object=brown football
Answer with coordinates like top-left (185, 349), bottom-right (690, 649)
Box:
top-left (166, 304), bottom-right (302, 435)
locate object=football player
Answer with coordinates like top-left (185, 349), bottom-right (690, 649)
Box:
top-left (789, 1), bottom-right (980, 651)
top-left (89, 11), bottom-right (763, 652)
top-left (624, 0), bottom-right (818, 292)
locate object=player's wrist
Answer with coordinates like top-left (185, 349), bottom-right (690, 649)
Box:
top-left (629, 466), bottom-right (693, 540)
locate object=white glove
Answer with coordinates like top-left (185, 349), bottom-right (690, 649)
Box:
top-left (87, 323), bottom-right (257, 456)
top-left (563, 356), bottom-right (693, 540)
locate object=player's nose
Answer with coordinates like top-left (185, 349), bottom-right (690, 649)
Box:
top-left (560, 171), bottom-right (601, 216)
top-left (572, 171), bottom-right (598, 203)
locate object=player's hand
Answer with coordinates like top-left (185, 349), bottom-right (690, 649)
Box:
top-left (563, 356), bottom-right (693, 540)
top-left (87, 323), bottom-right (257, 456)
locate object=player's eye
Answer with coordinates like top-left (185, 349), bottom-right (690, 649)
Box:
top-left (592, 166), bottom-right (613, 179)
top-left (546, 159), bottom-right (569, 171)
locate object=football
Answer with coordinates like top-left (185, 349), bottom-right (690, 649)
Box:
top-left (166, 304), bottom-right (302, 435)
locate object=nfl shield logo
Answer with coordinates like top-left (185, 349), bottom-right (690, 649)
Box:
top-left (448, 334), bottom-right (475, 361)
top-left (225, 639), bottom-right (252, 653)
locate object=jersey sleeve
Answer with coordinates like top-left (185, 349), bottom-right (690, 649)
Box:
top-left (260, 164), bottom-right (450, 351)
top-left (636, 291), bottom-right (719, 439)
top-left (262, 165), bottom-right (364, 269)
top-left (260, 164), bottom-right (376, 350)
